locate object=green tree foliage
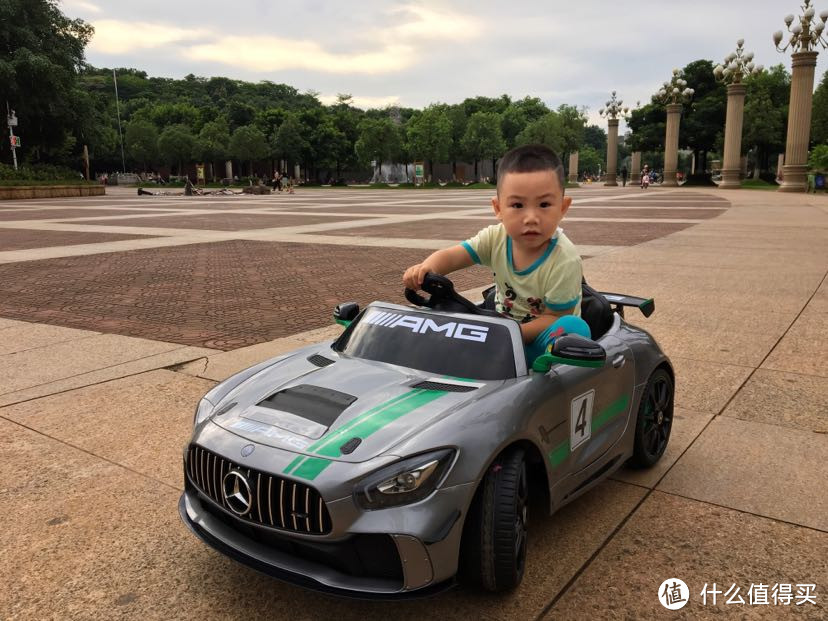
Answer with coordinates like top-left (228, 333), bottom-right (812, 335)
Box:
top-left (196, 120), bottom-right (230, 179)
top-left (461, 112), bottom-right (506, 181)
top-left (157, 124), bottom-right (195, 174)
top-left (0, 0), bottom-right (93, 161)
top-left (626, 103), bottom-right (664, 153)
top-left (808, 144), bottom-right (828, 171)
top-left (556, 105), bottom-right (587, 156)
top-left (811, 70), bottom-right (828, 146)
top-left (679, 60), bottom-right (726, 172)
top-left (124, 120), bottom-right (158, 171)
top-left (517, 112), bottom-right (565, 151)
top-left (229, 125), bottom-right (268, 175)
top-left (273, 114), bottom-right (310, 171)
top-left (743, 64), bottom-right (790, 174)
top-left (406, 105), bottom-right (452, 177)
top-left (355, 117), bottom-right (402, 176)
top-left (578, 146), bottom-right (603, 176)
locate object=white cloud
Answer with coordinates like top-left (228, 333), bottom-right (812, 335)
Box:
top-left (318, 94), bottom-right (401, 109)
top-left (62, 0), bottom-right (102, 13)
top-left (88, 19), bottom-right (209, 54)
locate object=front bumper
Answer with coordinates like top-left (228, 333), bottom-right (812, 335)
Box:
top-left (179, 484), bottom-right (464, 598)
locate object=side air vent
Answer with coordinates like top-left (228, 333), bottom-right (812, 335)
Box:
top-left (308, 354), bottom-right (336, 367)
top-left (412, 381), bottom-right (478, 393)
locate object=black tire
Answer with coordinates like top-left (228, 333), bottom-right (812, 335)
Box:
top-left (460, 448), bottom-right (528, 592)
top-left (631, 368), bottom-right (674, 467)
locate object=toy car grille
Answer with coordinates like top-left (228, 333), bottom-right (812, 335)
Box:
top-left (186, 444), bottom-right (332, 535)
top-left (411, 380), bottom-right (478, 392)
top-left (307, 354), bottom-right (336, 367)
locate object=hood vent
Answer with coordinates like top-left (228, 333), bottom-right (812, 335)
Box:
top-left (411, 380), bottom-right (478, 393)
top-left (308, 354), bottom-right (336, 367)
top-left (258, 384), bottom-right (356, 427)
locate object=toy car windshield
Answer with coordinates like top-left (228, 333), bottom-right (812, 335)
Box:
top-left (333, 306), bottom-right (517, 380)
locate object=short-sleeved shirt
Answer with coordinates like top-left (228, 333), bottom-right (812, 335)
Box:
top-left (462, 224), bottom-right (582, 323)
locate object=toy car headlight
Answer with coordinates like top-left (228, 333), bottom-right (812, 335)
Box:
top-left (193, 397), bottom-right (215, 426)
top-left (354, 449), bottom-right (455, 510)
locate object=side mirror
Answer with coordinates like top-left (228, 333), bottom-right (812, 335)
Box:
top-left (532, 334), bottom-right (606, 372)
top-left (333, 302), bottom-right (359, 327)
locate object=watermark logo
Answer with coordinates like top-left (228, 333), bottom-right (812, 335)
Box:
top-left (659, 578), bottom-right (689, 610)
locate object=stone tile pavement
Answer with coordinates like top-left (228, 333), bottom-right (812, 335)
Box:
top-left (0, 186), bottom-right (825, 620)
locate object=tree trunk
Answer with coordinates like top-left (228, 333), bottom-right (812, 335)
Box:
top-left (474, 160), bottom-right (478, 181)
top-left (492, 157), bottom-right (497, 181)
top-left (452, 161), bottom-right (457, 181)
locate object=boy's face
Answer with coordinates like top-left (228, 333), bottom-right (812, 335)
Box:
top-left (492, 170), bottom-right (572, 252)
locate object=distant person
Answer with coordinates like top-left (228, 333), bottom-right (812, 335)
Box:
top-left (621, 166), bottom-right (628, 187)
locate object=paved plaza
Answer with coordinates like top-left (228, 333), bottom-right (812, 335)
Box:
top-left (0, 185), bottom-right (826, 619)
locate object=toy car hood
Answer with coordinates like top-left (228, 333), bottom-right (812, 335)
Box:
top-left (209, 353), bottom-right (503, 464)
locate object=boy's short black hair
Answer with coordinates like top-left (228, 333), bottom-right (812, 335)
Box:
top-left (496, 144), bottom-right (566, 194)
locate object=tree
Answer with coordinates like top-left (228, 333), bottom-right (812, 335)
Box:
top-left (811, 70), bottom-right (828, 147)
top-left (461, 112), bottom-right (506, 181)
top-left (517, 112), bottom-right (565, 152)
top-left (272, 114), bottom-right (309, 174)
top-left (196, 120), bottom-right (229, 181)
top-left (406, 105), bottom-right (452, 180)
top-left (355, 117), bottom-right (402, 179)
top-left (626, 104), bottom-right (664, 153)
top-left (310, 118), bottom-right (348, 181)
top-left (808, 144), bottom-right (828, 171)
top-left (578, 146), bottom-right (603, 176)
top-left (229, 125), bottom-right (268, 176)
top-left (157, 124), bottom-right (195, 175)
top-left (556, 104), bottom-right (587, 159)
top-left (0, 0), bottom-right (94, 161)
top-left (501, 105), bottom-right (528, 149)
top-left (125, 120), bottom-right (157, 172)
top-left (679, 60), bottom-right (726, 174)
top-left (743, 64), bottom-right (789, 176)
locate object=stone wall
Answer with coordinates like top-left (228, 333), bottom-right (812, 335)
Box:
top-left (0, 185), bottom-right (105, 200)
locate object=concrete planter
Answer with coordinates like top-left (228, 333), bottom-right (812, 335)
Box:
top-left (0, 185), bottom-right (105, 200)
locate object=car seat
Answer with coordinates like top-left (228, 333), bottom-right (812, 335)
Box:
top-left (480, 279), bottom-right (614, 340)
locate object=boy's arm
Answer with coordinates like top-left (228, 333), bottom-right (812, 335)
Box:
top-left (403, 245), bottom-right (475, 290)
top-left (519, 308), bottom-right (573, 344)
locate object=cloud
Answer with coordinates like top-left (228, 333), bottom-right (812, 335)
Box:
top-left (186, 36), bottom-right (415, 74)
top-left (318, 94), bottom-right (401, 109)
top-left (88, 19), bottom-right (209, 54)
top-left (62, 0), bottom-right (102, 13)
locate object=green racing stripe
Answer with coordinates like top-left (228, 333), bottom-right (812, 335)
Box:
top-left (283, 388), bottom-right (447, 480)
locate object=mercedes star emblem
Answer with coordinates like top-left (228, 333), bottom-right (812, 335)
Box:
top-left (222, 470), bottom-right (252, 516)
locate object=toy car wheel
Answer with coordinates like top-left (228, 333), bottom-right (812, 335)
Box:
top-left (631, 368), bottom-right (673, 467)
top-left (461, 448), bottom-right (528, 592)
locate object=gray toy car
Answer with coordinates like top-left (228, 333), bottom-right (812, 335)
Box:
top-left (179, 274), bottom-right (674, 597)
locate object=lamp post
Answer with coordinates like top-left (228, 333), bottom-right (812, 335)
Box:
top-left (628, 101), bottom-right (642, 185)
top-left (599, 92), bottom-right (629, 186)
top-left (773, 0), bottom-right (828, 192)
top-left (568, 151), bottom-right (579, 185)
top-left (713, 40), bottom-right (764, 189)
top-left (654, 70), bottom-right (695, 187)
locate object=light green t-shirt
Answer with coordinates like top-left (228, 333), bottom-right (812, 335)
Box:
top-left (462, 224), bottom-right (582, 323)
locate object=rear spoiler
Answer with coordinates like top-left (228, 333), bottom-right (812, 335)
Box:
top-left (600, 292), bottom-right (655, 318)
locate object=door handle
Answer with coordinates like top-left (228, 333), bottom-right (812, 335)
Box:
top-left (612, 354), bottom-right (626, 368)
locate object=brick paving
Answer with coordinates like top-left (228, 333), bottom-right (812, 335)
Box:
top-left (0, 229), bottom-right (158, 251)
top-left (0, 188), bottom-right (731, 349)
top-left (0, 240), bottom-right (492, 350)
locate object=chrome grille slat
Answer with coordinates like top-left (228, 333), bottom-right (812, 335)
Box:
top-left (304, 488), bottom-right (311, 532)
top-left (267, 477), bottom-right (274, 526)
top-left (186, 445), bottom-right (331, 535)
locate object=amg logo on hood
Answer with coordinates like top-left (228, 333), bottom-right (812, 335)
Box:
top-left (364, 310), bottom-right (489, 343)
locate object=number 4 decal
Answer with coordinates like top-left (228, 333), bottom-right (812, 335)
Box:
top-left (570, 390), bottom-right (595, 451)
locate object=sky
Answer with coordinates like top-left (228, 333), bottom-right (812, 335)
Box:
top-left (64, 0), bottom-right (828, 131)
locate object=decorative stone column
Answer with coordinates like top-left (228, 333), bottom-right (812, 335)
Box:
top-left (225, 160), bottom-right (233, 180)
top-left (568, 151), bottom-right (579, 184)
top-left (604, 119), bottom-right (619, 186)
top-left (630, 151), bottom-right (641, 185)
top-left (662, 103), bottom-right (682, 187)
top-left (777, 153), bottom-right (785, 180)
top-left (780, 51), bottom-right (819, 192)
top-left (719, 83), bottom-right (748, 189)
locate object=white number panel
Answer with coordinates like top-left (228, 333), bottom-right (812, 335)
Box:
top-left (570, 390), bottom-right (595, 451)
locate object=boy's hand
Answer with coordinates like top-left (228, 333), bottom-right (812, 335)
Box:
top-left (403, 261), bottom-right (435, 290)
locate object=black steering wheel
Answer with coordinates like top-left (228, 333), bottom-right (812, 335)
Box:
top-left (405, 273), bottom-right (501, 317)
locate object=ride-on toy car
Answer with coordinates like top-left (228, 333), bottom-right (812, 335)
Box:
top-left (179, 274), bottom-right (674, 597)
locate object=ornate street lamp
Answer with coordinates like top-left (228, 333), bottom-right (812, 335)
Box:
top-left (599, 91), bottom-right (629, 186)
top-left (626, 101), bottom-right (643, 185)
top-left (713, 40), bottom-right (764, 189)
top-left (653, 69), bottom-right (695, 186)
top-left (773, 1), bottom-right (828, 191)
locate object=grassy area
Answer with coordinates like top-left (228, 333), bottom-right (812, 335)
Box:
top-left (740, 178), bottom-right (779, 190)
